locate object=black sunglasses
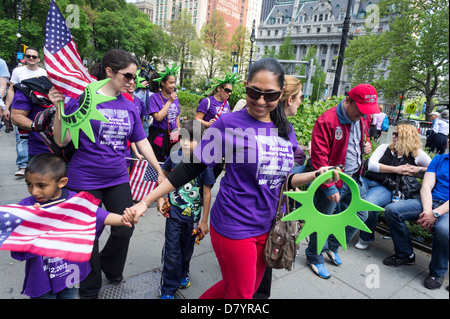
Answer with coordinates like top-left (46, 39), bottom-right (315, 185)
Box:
top-left (245, 86), bottom-right (283, 102)
top-left (224, 88), bottom-right (233, 94)
top-left (25, 55), bottom-right (38, 59)
top-left (118, 72), bottom-right (137, 82)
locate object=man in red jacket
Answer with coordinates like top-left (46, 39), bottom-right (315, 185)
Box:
top-left (307, 84), bottom-right (380, 279)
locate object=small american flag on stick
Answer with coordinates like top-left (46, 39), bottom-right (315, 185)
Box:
top-left (129, 160), bottom-right (159, 202)
top-left (0, 192), bottom-right (100, 262)
top-left (44, 0), bottom-right (95, 98)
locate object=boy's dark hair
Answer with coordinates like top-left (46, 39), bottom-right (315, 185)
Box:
top-left (25, 153), bottom-right (67, 181)
top-left (180, 120), bottom-right (206, 142)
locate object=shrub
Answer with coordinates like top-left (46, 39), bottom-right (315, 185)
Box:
top-left (288, 96), bottom-right (343, 146)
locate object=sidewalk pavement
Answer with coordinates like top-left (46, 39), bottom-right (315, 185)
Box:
top-left (0, 129), bottom-right (448, 300)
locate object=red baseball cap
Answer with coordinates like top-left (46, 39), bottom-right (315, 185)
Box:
top-left (348, 84), bottom-right (379, 114)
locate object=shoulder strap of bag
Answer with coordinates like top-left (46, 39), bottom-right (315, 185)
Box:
top-left (276, 178), bottom-right (291, 216)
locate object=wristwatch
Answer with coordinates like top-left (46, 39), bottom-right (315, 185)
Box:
top-left (419, 167), bottom-right (423, 173)
top-left (432, 210), bottom-right (440, 218)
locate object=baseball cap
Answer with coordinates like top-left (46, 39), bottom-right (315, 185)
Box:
top-left (348, 84), bottom-right (379, 114)
top-left (428, 111), bottom-right (440, 117)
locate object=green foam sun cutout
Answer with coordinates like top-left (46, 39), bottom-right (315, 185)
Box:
top-left (60, 79), bottom-right (115, 149)
top-left (282, 170), bottom-right (384, 255)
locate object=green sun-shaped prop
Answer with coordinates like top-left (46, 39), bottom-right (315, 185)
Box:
top-left (135, 69), bottom-right (147, 89)
top-left (60, 79), bottom-right (115, 149)
top-left (282, 170), bottom-right (384, 255)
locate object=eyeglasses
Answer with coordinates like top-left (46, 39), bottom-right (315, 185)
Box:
top-left (118, 72), bottom-right (137, 82)
top-left (299, 94), bottom-right (305, 103)
top-left (392, 132), bottom-right (399, 137)
top-left (25, 55), bottom-right (38, 59)
top-left (224, 88), bottom-right (233, 94)
top-left (245, 86), bottom-right (283, 102)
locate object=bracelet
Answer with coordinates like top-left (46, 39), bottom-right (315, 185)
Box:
top-left (140, 200), bottom-right (149, 208)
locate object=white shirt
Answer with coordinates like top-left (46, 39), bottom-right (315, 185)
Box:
top-left (432, 118), bottom-right (449, 135)
top-left (368, 143), bottom-right (431, 173)
top-left (10, 66), bottom-right (47, 84)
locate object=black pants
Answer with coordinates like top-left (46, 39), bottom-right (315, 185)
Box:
top-left (428, 132), bottom-right (447, 155)
top-left (69, 182), bottom-right (134, 298)
top-left (253, 266), bottom-right (272, 299)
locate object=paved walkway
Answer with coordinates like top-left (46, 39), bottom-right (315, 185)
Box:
top-left (0, 129), bottom-right (448, 300)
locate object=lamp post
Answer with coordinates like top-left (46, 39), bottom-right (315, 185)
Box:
top-left (16, 0), bottom-right (22, 66)
top-left (331, 0), bottom-right (354, 97)
top-left (248, 19), bottom-right (256, 74)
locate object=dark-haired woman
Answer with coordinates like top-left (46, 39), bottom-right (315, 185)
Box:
top-left (147, 67), bottom-right (180, 162)
top-left (49, 49), bottom-right (164, 299)
top-left (126, 58), bottom-right (337, 299)
top-left (195, 82), bottom-right (232, 128)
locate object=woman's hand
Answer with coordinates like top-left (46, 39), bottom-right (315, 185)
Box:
top-left (169, 92), bottom-right (177, 103)
top-left (316, 166), bottom-right (341, 185)
top-left (125, 202), bottom-right (148, 224)
top-left (48, 87), bottom-right (65, 106)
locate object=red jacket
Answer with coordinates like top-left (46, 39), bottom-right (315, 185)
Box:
top-left (311, 102), bottom-right (371, 194)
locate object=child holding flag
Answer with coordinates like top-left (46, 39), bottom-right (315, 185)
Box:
top-left (8, 153), bottom-right (135, 299)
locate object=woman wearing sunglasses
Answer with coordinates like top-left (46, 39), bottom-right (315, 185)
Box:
top-left (147, 64), bottom-right (181, 162)
top-left (356, 123), bottom-right (432, 250)
top-left (195, 74), bottom-right (239, 128)
top-left (49, 49), bottom-right (164, 299)
top-left (126, 58), bottom-right (337, 299)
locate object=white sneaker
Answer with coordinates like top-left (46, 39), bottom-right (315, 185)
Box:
top-left (14, 168), bottom-right (26, 177)
top-left (355, 239), bottom-right (370, 250)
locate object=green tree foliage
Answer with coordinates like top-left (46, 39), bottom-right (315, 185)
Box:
top-left (277, 34), bottom-right (296, 60)
top-left (0, 0), bottom-right (171, 68)
top-left (168, 9), bottom-right (198, 86)
top-left (345, 0), bottom-right (449, 119)
top-left (199, 10), bottom-right (229, 79)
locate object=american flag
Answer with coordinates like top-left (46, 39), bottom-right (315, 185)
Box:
top-left (44, 0), bottom-right (95, 98)
top-left (0, 192), bottom-right (100, 262)
top-left (213, 99), bottom-right (228, 121)
top-left (129, 160), bottom-right (159, 202)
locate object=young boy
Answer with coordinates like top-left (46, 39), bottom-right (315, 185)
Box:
top-left (157, 120), bottom-right (215, 299)
top-left (11, 153), bottom-right (134, 299)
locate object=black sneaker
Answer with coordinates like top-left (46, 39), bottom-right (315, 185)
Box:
top-left (383, 254), bottom-right (415, 267)
top-left (424, 274), bottom-right (444, 290)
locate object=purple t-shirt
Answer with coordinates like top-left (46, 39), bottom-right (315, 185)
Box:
top-left (11, 190), bottom-right (108, 298)
top-left (196, 96), bottom-right (231, 122)
top-left (65, 93), bottom-right (146, 190)
top-left (133, 95), bottom-right (146, 119)
top-left (10, 90), bottom-right (50, 156)
top-left (148, 92), bottom-right (180, 131)
top-left (194, 109), bottom-right (298, 239)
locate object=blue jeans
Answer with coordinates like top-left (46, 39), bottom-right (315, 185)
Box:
top-left (15, 126), bottom-right (28, 168)
top-left (359, 178), bottom-right (392, 242)
top-left (160, 217), bottom-right (196, 295)
top-left (305, 176), bottom-right (368, 264)
top-left (31, 287), bottom-right (77, 299)
top-left (384, 199), bottom-right (449, 276)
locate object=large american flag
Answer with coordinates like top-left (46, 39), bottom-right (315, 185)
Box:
top-left (44, 0), bottom-right (95, 98)
top-left (129, 160), bottom-right (159, 202)
top-left (0, 192), bottom-right (99, 262)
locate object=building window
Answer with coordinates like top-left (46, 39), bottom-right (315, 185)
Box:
top-left (275, 30), bottom-right (278, 36)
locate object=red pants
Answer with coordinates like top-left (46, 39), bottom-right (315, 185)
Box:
top-left (200, 226), bottom-right (268, 299)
